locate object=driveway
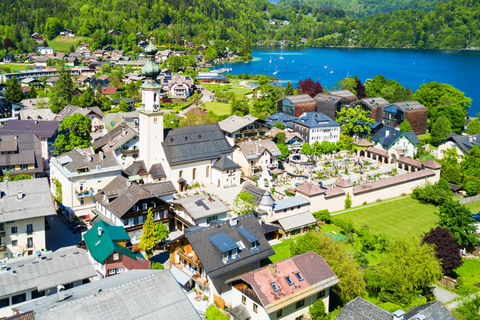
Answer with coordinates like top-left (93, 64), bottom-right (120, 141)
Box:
top-left (45, 214), bottom-right (82, 251)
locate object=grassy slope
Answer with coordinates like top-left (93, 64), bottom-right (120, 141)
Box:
top-left (0, 63), bottom-right (31, 71)
top-left (203, 101), bottom-right (231, 116)
top-left (49, 36), bottom-right (87, 52)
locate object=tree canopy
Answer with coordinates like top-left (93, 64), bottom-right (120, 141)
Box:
top-left (53, 114), bottom-right (92, 155)
top-left (436, 201), bottom-right (479, 247)
top-left (423, 227), bottom-right (463, 275)
top-left (5, 77), bottom-right (24, 103)
top-left (335, 105), bottom-right (374, 137)
top-left (139, 209), bottom-right (156, 258)
top-left (296, 78), bottom-right (323, 97)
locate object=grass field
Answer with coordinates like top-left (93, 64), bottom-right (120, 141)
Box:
top-left (202, 84), bottom-right (253, 97)
top-left (203, 101), bottom-right (231, 115)
top-left (0, 63), bottom-right (32, 72)
top-left (49, 36), bottom-right (87, 52)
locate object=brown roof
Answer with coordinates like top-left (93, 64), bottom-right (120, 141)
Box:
top-left (423, 159), bottom-right (442, 169)
top-left (292, 182), bottom-right (325, 196)
top-left (397, 156), bottom-right (422, 168)
top-left (236, 139), bottom-right (282, 159)
top-left (365, 146), bottom-right (388, 158)
top-left (336, 178), bottom-right (353, 188)
top-left (352, 139), bottom-right (374, 147)
top-left (235, 251), bottom-right (339, 312)
top-left (185, 107), bottom-right (207, 116)
top-left (324, 187), bottom-right (345, 198)
top-left (4, 311), bottom-right (35, 320)
top-left (102, 87), bottom-right (117, 95)
top-left (353, 169), bottom-right (435, 195)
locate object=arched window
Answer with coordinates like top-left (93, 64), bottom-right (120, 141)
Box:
top-left (206, 166), bottom-right (210, 178)
top-left (179, 170), bottom-right (183, 178)
top-left (193, 168), bottom-right (196, 180)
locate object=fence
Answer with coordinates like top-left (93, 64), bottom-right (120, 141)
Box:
top-left (455, 195), bottom-right (480, 204)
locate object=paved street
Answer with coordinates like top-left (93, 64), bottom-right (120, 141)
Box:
top-left (45, 214), bottom-right (81, 251)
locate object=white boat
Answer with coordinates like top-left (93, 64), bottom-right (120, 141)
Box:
top-left (279, 47), bottom-right (284, 60)
top-left (269, 55), bottom-right (272, 63)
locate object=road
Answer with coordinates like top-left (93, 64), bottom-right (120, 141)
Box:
top-left (45, 214), bottom-right (82, 251)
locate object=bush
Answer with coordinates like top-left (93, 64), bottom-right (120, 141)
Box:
top-left (411, 181), bottom-right (453, 205)
top-left (353, 251), bottom-right (369, 265)
top-left (334, 218), bottom-right (355, 234)
top-left (362, 201), bottom-right (368, 205)
top-left (151, 262), bottom-right (164, 270)
top-left (285, 190), bottom-right (294, 197)
top-left (345, 193), bottom-right (352, 209)
top-left (205, 305), bottom-right (229, 320)
top-left (313, 210), bottom-right (332, 223)
top-left (465, 181), bottom-right (478, 196)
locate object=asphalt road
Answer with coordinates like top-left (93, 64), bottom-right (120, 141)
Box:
top-left (45, 214), bottom-right (82, 252)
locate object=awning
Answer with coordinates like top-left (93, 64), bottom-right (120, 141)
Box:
top-left (277, 212), bottom-right (316, 232)
top-left (129, 175), bottom-right (142, 181)
top-left (170, 267), bottom-right (191, 286)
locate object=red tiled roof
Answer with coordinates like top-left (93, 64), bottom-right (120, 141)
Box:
top-left (102, 87), bottom-right (117, 95)
top-left (397, 156), bottom-right (422, 168)
top-left (352, 139), bottom-right (374, 147)
top-left (423, 159), bottom-right (442, 169)
top-left (365, 146), bottom-right (388, 158)
top-left (336, 178), bottom-right (353, 188)
top-left (324, 187), bottom-right (345, 198)
top-left (292, 182), bottom-right (325, 196)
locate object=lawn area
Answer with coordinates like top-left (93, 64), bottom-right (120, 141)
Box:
top-left (0, 63), bottom-right (32, 72)
top-left (49, 36), bottom-right (87, 52)
top-left (203, 101), bottom-right (231, 116)
top-left (268, 238), bottom-right (295, 264)
top-left (202, 84), bottom-right (253, 97)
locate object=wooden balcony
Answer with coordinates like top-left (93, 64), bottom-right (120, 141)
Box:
top-left (176, 248), bottom-right (202, 268)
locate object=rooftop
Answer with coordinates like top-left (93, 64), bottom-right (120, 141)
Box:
top-left (393, 100), bottom-right (427, 111)
top-left (171, 195), bottom-right (229, 220)
top-left (243, 183), bottom-right (275, 207)
top-left (236, 139), bottom-right (282, 160)
top-left (53, 148), bottom-right (121, 175)
top-left (293, 112), bottom-right (340, 128)
top-left (0, 120), bottom-right (61, 138)
top-left (93, 123), bottom-right (138, 153)
top-left (218, 115), bottom-right (264, 134)
top-left (272, 196), bottom-right (310, 212)
top-left (283, 94), bottom-right (315, 105)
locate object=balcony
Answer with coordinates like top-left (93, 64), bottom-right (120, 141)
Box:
top-left (0, 244), bottom-right (6, 251)
top-left (75, 188), bottom-right (94, 198)
top-left (176, 248), bottom-right (202, 268)
top-left (0, 230), bottom-right (5, 237)
top-left (172, 264), bottom-right (209, 287)
top-left (121, 149), bottom-right (139, 154)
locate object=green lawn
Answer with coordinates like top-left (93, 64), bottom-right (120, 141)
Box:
top-left (203, 101), bottom-right (231, 116)
top-left (202, 84), bottom-right (253, 97)
top-left (1, 63), bottom-right (32, 72)
top-left (49, 36), bottom-right (87, 52)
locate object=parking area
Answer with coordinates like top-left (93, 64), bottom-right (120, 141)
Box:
top-left (45, 214), bottom-right (82, 252)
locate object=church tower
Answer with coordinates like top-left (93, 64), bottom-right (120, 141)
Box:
top-left (138, 40), bottom-right (164, 170)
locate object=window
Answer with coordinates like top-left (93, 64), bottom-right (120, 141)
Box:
top-left (295, 272), bottom-right (304, 281)
top-left (26, 224), bottom-right (33, 235)
top-left (276, 309), bottom-right (283, 318)
top-left (253, 303), bottom-right (258, 313)
top-left (11, 226), bottom-right (17, 234)
top-left (206, 166), bottom-right (209, 178)
top-left (295, 316), bottom-right (304, 320)
top-left (27, 237), bottom-right (33, 248)
top-left (192, 168), bottom-right (196, 180)
top-left (142, 203), bottom-right (147, 210)
top-left (113, 253), bottom-right (119, 260)
top-left (108, 268), bottom-right (116, 275)
top-left (21, 165), bottom-right (28, 170)
top-left (0, 297), bottom-right (10, 309)
top-left (207, 216), bottom-right (218, 223)
top-left (295, 299), bottom-right (305, 309)
top-left (80, 198), bottom-right (85, 206)
top-left (31, 290), bottom-right (45, 299)
top-left (317, 290), bottom-right (326, 299)
top-left (222, 252), bottom-right (228, 261)
top-left (285, 276), bottom-right (294, 286)
top-left (11, 293), bottom-right (26, 305)
top-left (251, 241), bottom-right (257, 250)
top-left (116, 267), bottom-right (124, 273)
top-left (154, 117), bottom-right (158, 124)
top-left (231, 248), bottom-right (238, 258)
top-left (242, 295), bottom-right (246, 305)
top-left (236, 240), bottom-right (246, 250)
top-left (12, 240), bottom-right (17, 246)
top-left (271, 282), bottom-right (279, 291)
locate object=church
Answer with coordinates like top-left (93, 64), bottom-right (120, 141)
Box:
top-left (138, 41), bottom-right (240, 191)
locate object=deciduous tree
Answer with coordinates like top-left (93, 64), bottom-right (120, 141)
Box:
top-left (155, 221), bottom-right (170, 242)
top-left (335, 105), bottom-right (374, 137)
top-left (436, 201), bottom-right (478, 247)
top-left (430, 115), bottom-right (451, 146)
top-left (53, 114), bottom-right (92, 155)
top-left (423, 227), bottom-right (463, 275)
top-left (139, 209), bottom-right (156, 258)
top-left (412, 82), bottom-right (471, 116)
top-left (296, 78), bottom-right (323, 97)
top-left (309, 300), bottom-right (328, 320)
top-left (232, 192), bottom-right (256, 215)
top-left (399, 119), bottom-right (412, 132)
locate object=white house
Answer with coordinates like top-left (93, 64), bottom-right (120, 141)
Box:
top-left (371, 126), bottom-right (419, 158)
top-left (233, 139), bottom-right (281, 177)
top-left (293, 112), bottom-right (341, 145)
top-left (36, 47), bottom-right (54, 55)
top-left (93, 123), bottom-right (139, 169)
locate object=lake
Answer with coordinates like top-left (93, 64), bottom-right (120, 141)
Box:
top-left (224, 47), bottom-right (480, 116)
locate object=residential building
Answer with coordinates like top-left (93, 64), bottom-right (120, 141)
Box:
top-left (265, 112), bottom-right (297, 129)
top-left (19, 78), bottom-right (42, 89)
top-left (353, 97), bottom-right (391, 122)
top-left (268, 128), bottom-right (304, 153)
top-left (122, 161), bottom-right (169, 185)
top-left (103, 111), bottom-right (139, 132)
top-left (20, 108), bottom-right (56, 121)
top-left (242, 183), bottom-right (275, 214)
top-left (293, 112), bottom-right (341, 145)
top-left (167, 215), bottom-right (275, 306)
top-left (219, 115), bottom-right (270, 145)
top-left (233, 139), bottom-right (281, 177)
top-left (36, 47), bottom-right (54, 55)
top-left (171, 195), bottom-right (230, 230)
top-left (0, 68), bottom-right (86, 83)
top-left (0, 119), bottom-right (61, 161)
top-left (49, 148), bottom-right (122, 221)
top-left (196, 72), bottom-right (229, 84)
top-left (57, 105), bottom-right (104, 132)
top-left (65, 57), bottom-right (78, 67)
top-left (3, 54), bottom-right (14, 63)
top-left (313, 91), bottom-right (350, 121)
top-left (14, 270), bottom-right (201, 320)
top-left (0, 134), bottom-right (44, 178)
top-left (59, 29), bottom-right (74, 37)
top-left (438, 133), bottom-right (480, 162)
top-left (0, 98), bottom-right (22, 126)
top-left (228, 251), bottom-right (340, 320)
top-left (72, 75), bottom-right (91, 86)
top-left (384, 101), bottom-right (428, 135)
top-left (0, 178), bottom-right (55, 261)
top-left (83, 221), bottom-right (150, 278)
top-left (265, 196), bottom-right (316, 237)
top-left (0, 247), bottom-right (96, 318)
top-left (276, 95), bottom-right (316, 118)
top-left (93, 175), bottom-right (171, 244)
top-left (112, 98), bottom-right (135, 109)
top-left (371, 127), bottom-right (419, 158)
top-left (93, 123), bottom-right (139, 168)
top-left (336, 297), bottom-right (454, 320)
top-left (159, 74), bottom-right (194, 98)
top-left (101, 87), bottom-right (118, 97)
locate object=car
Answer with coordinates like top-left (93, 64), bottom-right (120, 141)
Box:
top-left (69, 221), bottom-right (85, 229)
top-left (471, 213), bottom-right (480, 222)
top-left (292, 155), bottom-right (300, 160)
top-left (73, 225), bottom-right (88, 234)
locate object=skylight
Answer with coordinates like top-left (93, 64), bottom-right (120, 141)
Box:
top-left (285, 276), bottom-right (294, 286)
top-left (271, 282), bottom-right (279, 292)
top-left (295, 272), bottom-right (304, 281)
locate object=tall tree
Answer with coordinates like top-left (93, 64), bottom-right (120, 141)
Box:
top-left (354, 75), bottom-right (366, 98)
top-left (284, 81), bottom-right (294, 96)
top-left (53, 114), bottom-right (92, 155)
top-left (335, 105), bottom-right (374, 137)
top-left (430, 115), bottom-right (452, 146)
top-left (412, 82), bottom-right (471, 115)
top-left (423, 227), bottom-right (463, 275)
top-left (232, 192), bottom-right (256, 215)
top-left (296, 78), bottom-right (323, 97)
top-left (436, 201), bottom-right (479, 247)
top-left (49, 67), bottom-right (73, 113)
top-left (139, 209), bottom-right (156, 258)
top-left (399, 119), bottom-right (412, 132)
top-left (79, 86), bottom-right (96, 108)
top-left (155, 221), bottom-right (170, 243)
top-left (5, 77), bottom-right (24, 103)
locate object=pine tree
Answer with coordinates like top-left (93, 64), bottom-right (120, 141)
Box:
top-left (399, 119), bottom-right (412, 132)
top-left (5, 77), bottom-right (24, 103)
top-left (79, 86), bottom-right (96, 108)
top-left (139, 209), bottom-right (157, 258)
top-left (284, 81), bottom-right (294, 96)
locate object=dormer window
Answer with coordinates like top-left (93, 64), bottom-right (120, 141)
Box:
top-left (285, 276), bottom-right (294, 286)
top-left (222, 252), bottom-right (228, 261)
top-left (251, 241), bottom-right (257, 250)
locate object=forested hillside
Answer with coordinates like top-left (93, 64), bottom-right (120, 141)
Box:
top-left (275, 0), bottom-right (447, 19)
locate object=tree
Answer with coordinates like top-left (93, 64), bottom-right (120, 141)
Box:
top-left (179, 113), bottom-right (216, 127)
top-left (164, 112), bottom-right (181, 129)
top-left (354, 75), bottom-right (366, 98)
top-left (139, 209), bottom-right (156, 258)
top-left (465, 181), bottom-right (478, 196)
top-left (278, 144), bottom-right (290, 160)
top-left (44, 18), bottom-right (62, 40)
top-left (155, 221), bottom-right (170, 242)
top-left (49, 67), bottom-right (73, 113)
top-left (433, 105), bottom-right (465, 134)
top-left (467, 118), bottom-right (480, 134)
top-left (257, 75), bottom-right (270, 86)
top-left (436, 201), bottom-right (479, 247)
top-left (79, 86), bottom-right (96, 108)
top-left (399, 119), bottom-right (412, 132)
top-left (344, 192), bottom-right (352, 209)
top-left (231, 98), bottom-right (249, 116)
top-left (301, 142), bottom-right (312, 155)
top-left (423, 227), bottom-right (463, 275)
top-left (28, 85), bottom-right (38, 99)
top-left (452, 296), bottom-right (480, 320)
top-left (273, 122), bottom-right (285, 130)
top-left (274, 132), bottom-right (286, 145)
top-left (412, 82), bottom-right (472, 116)
top-left (296, 78), bottom-right (323, 97)
top-left (4, 77), bottom-right (24, 103)
top-left (3, 38), bottom-right (15, 50)
top-left (232, 192), bottom-right (256, 215)
top-left (430, 115), bottom-right (451, 146)
top-left (365, 74), bottom-right (388, 97)
top-left (284, 81), bottom-right (294, 96)
top-left (338, 77), bottom-right (357, 95)
top-left (205, 305), bottom-right (229, 320)
top-left (53, 114), bottom-right (92, 155)
top-left (335, 105), bottom-right (374, 137)
top-left (309, 300), bottom-right (328, 320)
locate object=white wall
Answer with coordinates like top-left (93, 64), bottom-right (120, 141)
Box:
top-left (438, 142), bottom-right (465, 162)
top-left (2, 216), bottom-right (46, 260)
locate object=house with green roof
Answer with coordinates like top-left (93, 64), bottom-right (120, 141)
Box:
top-left (84, 220), bottom-right (150, 278)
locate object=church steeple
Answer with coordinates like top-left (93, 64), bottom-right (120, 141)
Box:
top-left (140, 39), bottom-right (162, 112)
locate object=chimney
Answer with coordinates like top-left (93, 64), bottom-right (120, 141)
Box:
top-left (35, 250), bottom-right (42, 262)
top-left (99, 151), bottom-right (104, 160)
top-left (56, 284), bottom-right (66, 302)
top-left (229, 217), bottom-right (238, 227)
top-left (17, 191), bottom-right (23, 200)
top-left (98, 226), bottom-right (103, 237)
top-left (385, 130), bottom-right (390, 138)
top-left (469, 135), bottom-right (473, 143)
top-left (392, 310), bottom-right (405, 320)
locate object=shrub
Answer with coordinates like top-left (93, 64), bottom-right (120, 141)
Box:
top-left (376, 198), bottom-right (382, 202)
top-left (334, 218), bottom-right (355, 234)
top-left (313, 209), bottom-right (332, 223)
top-left (353, 251), bottom-right (369, 265)
top-left (345, 193), bottom-right (352, 209)
top-left (362, 201), bottom-right (368, 205)
top-left (465, 181), bottom-right (478, 196)
top-left (205, 305), bottom-right (229, 320)
top-left (285, 190), bottom-right (294, 197)
top-left (151, 262), bottom-right (164, 270)
top-left (411, 181), bottom-right (452, 205)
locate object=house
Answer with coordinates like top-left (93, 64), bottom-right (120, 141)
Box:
top-left (233, 139), bottom-right (281, 177)
top-left (266, 196), bottom-right (316, 237)
top-left (381, 100), bottom-right (428, 135)
top-left (219, 115), bottom-right (270, 145)
top-left (13, 270), bottom-right (201, 320)
top-left (34, 56), bottom-right (49, 67)
top-left (276, 94), bottom-right (317, 118)
top-left (266, 112), bottom-right (298, 129)
top-left (93, 175), bottom-right (171, 244)
top-left (45, 77), bottom-right (58, 88)
top-left (268, 128), bottom-right (304, 153)
top-left (313, 92), bottom-right (350, 120)
top-left (57, 105), bottom-right (104, 132)
top-left (36, 47), bottom-right (54, 55)
top-left (0, 119), bottom-right (61, 160)
top-left (292, 112), bottom-right (341, 144)
top-left (30, 33), bottom-right (43, 41)
top-left (111, 98), bottom-right (135, 110)
top-left (166, 214), bottom-right (275, 306)
top-left (72, 75), bottom-right (91, 86)
top-left (93, 123), bottom-right (139, 168)
top-left (0, 97), bottom-right (23, 126)
top-left (103, 110), bottom-right (139, 132)
top-left (0, 134), bottom-right (44, 178)
top-left (64, 57), bottom-right (78, 67)
top-left (102, 86), bottom-right (118, 97)
top-left (0, 178), bottom-right (55, 261)
top-left (20, 97), bottom-right (49, 111)
top-left (19, 78), bottom-right (42, 89)
top-left (107, 30), bottom-right (120, 37)
top-left (242, 183), bottom-right (275, 214)
top-left (196, 72), bottom-right (229, 84)
top-left (438, 133), bottom-right (480, 162)
top-left (228, 251), bottom-right (340, 320)
top-left (159, 74), bottom-right (194, 99)
top-left (77, 42), bottom-right (90, 51)
top-left (371, 127), bottom-right (419, 158)
top-left (300, 37), bottom-right (308, 44)
top-left (0, 247), bottom-right (96, 318)
top-left (170, 195), bottom-right (230, 230)
top-left (49, 148), bottom-right (122, 221)
top-left (123, 72), bottom-right (145, 83)
top-left (137, 40), bottom-right (147, 49)
top-left (103, 45), bottom-right (115, 52)
top-left (353, 97), bottom-right (391, 123)
top-left (336, 297), bottom-right (455, 320)
top-left (83, 220), bottom-right (150, 278)
top-left (59, 29), bottom-right (74, 37)
top-left (122, 161), bottom-right (170, 186)
top-left (20, 109), bottom-right (56, 121)
top-left (3, 54), bottom-right (14, 63)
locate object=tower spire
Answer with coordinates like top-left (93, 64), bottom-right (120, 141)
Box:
top-left (140, 39), bottom-right (161, 112)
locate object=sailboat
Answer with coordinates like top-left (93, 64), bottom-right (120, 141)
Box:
top-left (279, 47), bottom-right (284, 60)
top-left (330, 67), bottom-right (333, 74)
top-left (273, 66), bottom-right (279, 76)
top-left (269, 55), bottom-right (272, 63)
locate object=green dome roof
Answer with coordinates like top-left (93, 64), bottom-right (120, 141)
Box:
top-left (141, 59), bottom-right (161, 78)
top-left (145, 40), bottom-right (158, 56)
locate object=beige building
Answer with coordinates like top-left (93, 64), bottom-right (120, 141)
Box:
top-left (438, 133), bottom-right (480, 162)
top-left (233, 139), bottom-right (281, 177)
top-left (0, 178), bottom-right (56, 261)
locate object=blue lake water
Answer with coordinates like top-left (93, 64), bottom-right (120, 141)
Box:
top-left (224, 47), bottom-right (480, 116)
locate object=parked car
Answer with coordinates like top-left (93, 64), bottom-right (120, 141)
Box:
top-left (73, 225), bottom-right (88, 234)
top-left (69, 221), bottom-right (85, 229)
top-left (292, 155), bottom-right (300, 160)
top-left (471, 213), bottom-right (480, 222)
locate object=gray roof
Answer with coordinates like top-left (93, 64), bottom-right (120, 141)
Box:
top-left (293, 112), bottom-right (340, 128)
top-left (54, 148), bottom-right (120, 173)
top-left (149, 163), bottom-right (166, 179)
top-left (0, 247), bottom-right (96, 298)
top-left (371, 127), bottom-right (419, 148)
top-left (219, 115), bottom-right (264, 134)
top-left (336, 297), bottom-right (392, 320)
top-left (243, 183), bottom-right (275, 207)
top-left (213, 155), bottom-right (241, 171)
top-left (272, 196), bottom-right (310, 212)
top-left (171, 195), bottom-right (229, 220)
top-left (404, 301), bottom-right (455, 320)
top-left (140, 181), bottom-right (177, 197)
top-left (360, 97), bottom-right (391, 108)
top-left (328, 89), bottom-right (356, 99)
top-left (443, 133), bottom-right (480, 155)
top-left (0, 178), bottom-right (55, 223)
top-left (277, 211), bottom-right (316, 231)
top-left (123, 160), bottom-right (147, 177)
top-left (162, 123), bottom-right (233, 166)
top-left (0, 120), bottom-right (61, 138)
top-left (284, 94), bottom-right (315, 104)
top-left (15, 270), bottom-right (201, 320)
top-left (236, 139), bottom-right (282, 160)
top-left (393, 100), bottom-right (427, 111)
top-left (229, 304), bottom-right (251, 320)
top-left (57, 105), bottom-right (104, 119)
top-left (183, 214), bottom-right (275, 278)
top-left (265, 112), bottom-right (298, 129)
top-left (93, 123), bottom-right (138, 153)
top-left (0, 133), bottom-right (44, 175)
